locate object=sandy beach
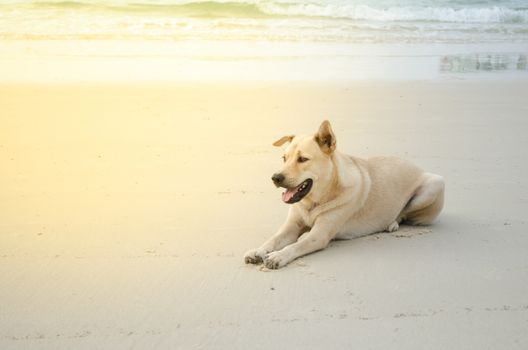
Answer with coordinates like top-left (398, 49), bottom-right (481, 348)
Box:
top-left (1, 80), bottom-right (527, 349)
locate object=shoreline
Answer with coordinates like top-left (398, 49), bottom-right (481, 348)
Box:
top-left (1, 40), bottom-right (527, 82)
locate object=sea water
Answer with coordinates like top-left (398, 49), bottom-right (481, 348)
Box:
top-left (0, 0), bottom-right (527, 80)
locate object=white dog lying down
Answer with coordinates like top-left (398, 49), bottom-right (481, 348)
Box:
top-left (245, 120), bottom-right (444, 269)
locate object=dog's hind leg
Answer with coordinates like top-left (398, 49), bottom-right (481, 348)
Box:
top-left (402, 173), bottom-right (445, 225)
top-left (385, 220), bottom-right (400, 232)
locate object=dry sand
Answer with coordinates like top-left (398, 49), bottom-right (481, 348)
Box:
top-left (1, 80), bottom-right (528, 349)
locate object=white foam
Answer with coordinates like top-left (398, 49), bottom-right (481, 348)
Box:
top-left (258, 3), bottom-right (528, 23)
top-left (1, 0), bottom-right (528, 44)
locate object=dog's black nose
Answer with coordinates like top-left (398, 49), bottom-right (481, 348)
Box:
top-left (272, 173), bottom-right (285, 184)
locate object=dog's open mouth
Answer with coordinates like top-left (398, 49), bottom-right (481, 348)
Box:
top-left (282, 179), bottom-right (313, 204)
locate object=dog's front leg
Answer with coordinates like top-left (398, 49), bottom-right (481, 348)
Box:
top-left (244, 209), bottom-right (305, 264)
top-left (263, 215), bottom-right (341, 269)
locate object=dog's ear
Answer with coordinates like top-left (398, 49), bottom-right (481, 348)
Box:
top-left (273, 135), bottom-right (294, 147)
top-left (315, 120), bottom-right (336, 153)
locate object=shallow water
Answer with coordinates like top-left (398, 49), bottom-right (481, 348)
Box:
top-left (1, 1), bottom-right (527, 81)
top-left (1, 0), bottom-right (528, 43)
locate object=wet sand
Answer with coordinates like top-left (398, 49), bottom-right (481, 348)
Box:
top-left (1, 80), bottom-right (528, 349)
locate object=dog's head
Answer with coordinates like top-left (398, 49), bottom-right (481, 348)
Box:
top-left (271, 120), bottom-right (337, 204)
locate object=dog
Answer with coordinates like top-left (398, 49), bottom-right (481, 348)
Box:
top-left (244, 120), bottom-right (444, 269)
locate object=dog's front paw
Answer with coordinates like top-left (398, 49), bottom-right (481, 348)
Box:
top-left (244, 249), bottom-right (267, 264)
top-left (263, 251), bottom-right (291, 269)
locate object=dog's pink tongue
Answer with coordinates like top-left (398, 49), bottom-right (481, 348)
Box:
top-left (282, 188), bottom-right (297, 203)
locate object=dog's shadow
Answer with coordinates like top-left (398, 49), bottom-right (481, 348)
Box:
top-left (330, 224), bottom-right (432, 244)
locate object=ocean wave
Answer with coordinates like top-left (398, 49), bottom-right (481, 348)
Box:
top-left (1, 0), bottom-right (528, 44)
top-left (12, 0), bottom-right (528, 23)
top-left (22, 1), bottom-right (271, 18)
top-left (259, 3), bottom-right (528, 23)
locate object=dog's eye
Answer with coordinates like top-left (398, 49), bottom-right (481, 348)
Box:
top-left (282, 156), bottom-right (286, 162)
top-left (298, 156), bottom-right (309, 163)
